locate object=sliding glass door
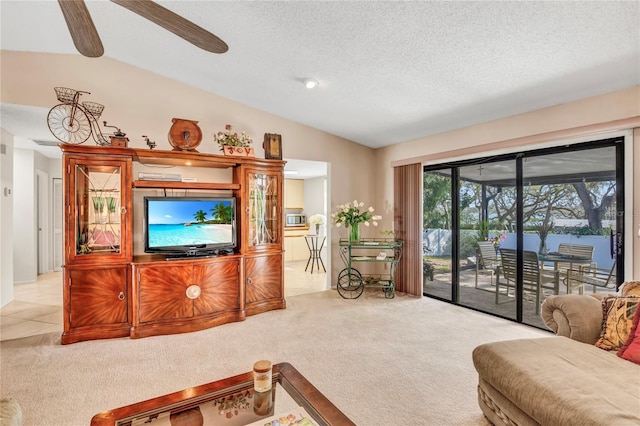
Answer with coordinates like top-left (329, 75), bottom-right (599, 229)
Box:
top-left (457, 159), bottom-right (517, 320)
top-left (423, 138), bottom-right (624, 328)
top-left (422, 170), bottom-right (453, 301)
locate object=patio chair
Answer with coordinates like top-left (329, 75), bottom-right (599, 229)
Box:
top-left (565, 260), bottom-right (617, 294)
top-left (555, 242), bottom-right (595, 272)
top-left (475, 241), bottom-right (500, 290)
top-left (497, 248), bottom-right (559, 314)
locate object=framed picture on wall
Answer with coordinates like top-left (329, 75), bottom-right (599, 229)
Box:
top-left (263, 133), bottom-right (282, 160)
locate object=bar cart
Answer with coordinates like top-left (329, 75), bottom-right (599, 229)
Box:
top-left (337, 238), bottom-right (403, 299)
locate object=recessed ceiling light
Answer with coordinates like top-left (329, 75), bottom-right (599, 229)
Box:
top-left (304, 79), bottom-right (318, 89)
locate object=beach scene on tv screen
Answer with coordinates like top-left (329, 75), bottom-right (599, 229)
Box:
top-left (147, 199), bottom-right (233, 247)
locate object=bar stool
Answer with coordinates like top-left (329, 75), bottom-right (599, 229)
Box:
top-left (304, 235), bottom-right (326, 273)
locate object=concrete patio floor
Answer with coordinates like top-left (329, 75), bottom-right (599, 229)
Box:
top-left (423, 267), bottom-right (613, 330)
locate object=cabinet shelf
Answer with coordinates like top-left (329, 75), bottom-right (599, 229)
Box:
top-left (133, 148), bottom-right (285, 169)
top-left (133, 181), bottom-right (240, 191)
top-left (350, 256), bottom-right (396, 262)
top-left (339, 238), bottom-right (403, 248)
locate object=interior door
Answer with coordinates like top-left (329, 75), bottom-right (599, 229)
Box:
top-left (53, 178), bottom-right (63, 271)
top-left (36, 170), bottom-right (49, 274)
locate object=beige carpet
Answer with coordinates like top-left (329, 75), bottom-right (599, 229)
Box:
top-left (0, 289), bottom-right (549, 425)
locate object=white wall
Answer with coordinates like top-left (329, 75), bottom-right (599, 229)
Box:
top-left (304, 176), bottom-right (327, 230)
top-left (303, 177), bottom-right (329, 268)
top-left (13, 149), bottom-right (37, 283)
top-left (0, 129), bottom-right (15, 308)
top-left (48, 158), bottom-right (63, 272)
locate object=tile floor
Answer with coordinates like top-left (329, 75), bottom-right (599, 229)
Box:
top-left (0, 261), bottom-right (328, 342)
top-left (0, 271), bottom-right (63, 341)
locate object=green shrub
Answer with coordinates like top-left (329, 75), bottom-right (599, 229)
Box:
top-left (459, 232), bottom-right (478, 259)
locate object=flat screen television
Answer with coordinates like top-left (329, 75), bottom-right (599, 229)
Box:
top-left (144, 196), bottom-right (236, 258)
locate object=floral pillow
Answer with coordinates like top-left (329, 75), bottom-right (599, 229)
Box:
top-left (595, 296), bottom-right (640, 351)
top-left (618, 306), bottom-right (640, 364)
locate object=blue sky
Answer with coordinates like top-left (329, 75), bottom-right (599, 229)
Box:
top-left (147, 199), bottom-right (232, 224)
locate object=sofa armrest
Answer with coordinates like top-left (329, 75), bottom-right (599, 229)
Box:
top-left (541, 294), bottom-right (603, 344)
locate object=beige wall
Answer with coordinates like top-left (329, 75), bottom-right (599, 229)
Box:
top-left (375, 86), bottom-right (640, 280)
top-left (1, 50), bottom-right (638, 286)
top-left (1, 50), bottom-right (377, 284)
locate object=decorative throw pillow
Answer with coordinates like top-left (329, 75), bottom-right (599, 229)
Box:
top-left (621, 281), bottom-right (640, 297)
top-left (595, 296), bottom-right (640, 351)
top-left (618, 306), bottom-right (640, 364)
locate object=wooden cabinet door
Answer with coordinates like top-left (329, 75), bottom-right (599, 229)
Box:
top-left (292, 236), bottom-right (310, 261)
top-left (284, 179), bottom-right (304, 209)
top-left (65, 155), bottom-right (132, 265)
top-left (67, 266), bottom-right (128, 328)
top-left (243, 167), bottom-right (282, 253)
top-left (194, 259), bottom-right (240, 316)
top-left (245, 255), bottom-right (283, 305)
top-left (137, 264), bottom-right (193, 323)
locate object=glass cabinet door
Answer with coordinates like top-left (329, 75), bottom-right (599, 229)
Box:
top-left (69, 158), bottom-right (129, 261)
top-left (247, 171), bottom-right (280, 248)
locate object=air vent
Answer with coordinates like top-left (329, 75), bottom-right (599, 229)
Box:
top-left (33, 140), bottom-right (60, 147)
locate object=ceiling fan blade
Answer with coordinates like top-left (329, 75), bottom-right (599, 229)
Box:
top-left (111, 0), bottom-right (228, 54)
top-left (58, 0), bottom-right (104, 57)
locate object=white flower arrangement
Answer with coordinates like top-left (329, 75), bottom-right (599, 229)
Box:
top-left (331, 200), bottom-right (382, 228)
top-left (309, 214), bottom-right (326, 225)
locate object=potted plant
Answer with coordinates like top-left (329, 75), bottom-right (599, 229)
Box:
top-left (331, 200), bottom-right (381, 243)
top-left (214, 124), bottom-right (254, 156)
top-left (423, 259), bottom-right (434, 281)
top-left (534, 220), bottom-right (554, 255)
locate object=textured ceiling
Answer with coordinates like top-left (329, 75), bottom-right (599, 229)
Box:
top-left (1, 0), bottom-right (639, 151)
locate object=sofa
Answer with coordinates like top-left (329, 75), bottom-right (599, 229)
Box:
top-left (472, 291), bottom-right (640, 426)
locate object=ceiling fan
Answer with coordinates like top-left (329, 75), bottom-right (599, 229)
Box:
top-left (58, 0), bottom-right (228, 57)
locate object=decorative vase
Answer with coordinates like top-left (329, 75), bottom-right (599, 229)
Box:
top-left (538, 239), bottom-right (548, 255)
top-left (349, 224), bottom-right (360, 243)
top-left (315, 224), bottom-right (320, 235)
top-left (222, 146), bottom-right (255, 157)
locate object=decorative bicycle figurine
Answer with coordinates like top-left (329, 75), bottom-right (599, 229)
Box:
top-left (47, 87), bottom-right (111, 145)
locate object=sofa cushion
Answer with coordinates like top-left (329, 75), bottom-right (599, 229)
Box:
top-left (596, 296), bottom-right (639, 351)
top-left (618, 306), bottom-right (640, 365)
top-left (473, 337), bottom-right (640, 425)
top-left (541, 294), bottom-right (602, 344)
top-left (477, 377), bottom-right (539, 426)
top-left (621, 281), bottom-right (640, 296)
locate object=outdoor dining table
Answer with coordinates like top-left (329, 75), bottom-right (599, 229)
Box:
top-left (538, 252), bottom-right (593, 293)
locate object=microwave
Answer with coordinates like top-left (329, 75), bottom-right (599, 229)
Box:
top-left (285, 213), bottom-right (306, 227)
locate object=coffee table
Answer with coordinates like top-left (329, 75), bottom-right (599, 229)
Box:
top-left (90, 362), bottom-right (354, 426)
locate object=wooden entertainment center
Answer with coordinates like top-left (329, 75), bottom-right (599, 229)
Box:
top-left (60, 144), bottom-right (286, 344)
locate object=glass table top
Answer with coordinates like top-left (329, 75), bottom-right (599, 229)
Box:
top-left (91, 363), bottom-right (354, 426)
